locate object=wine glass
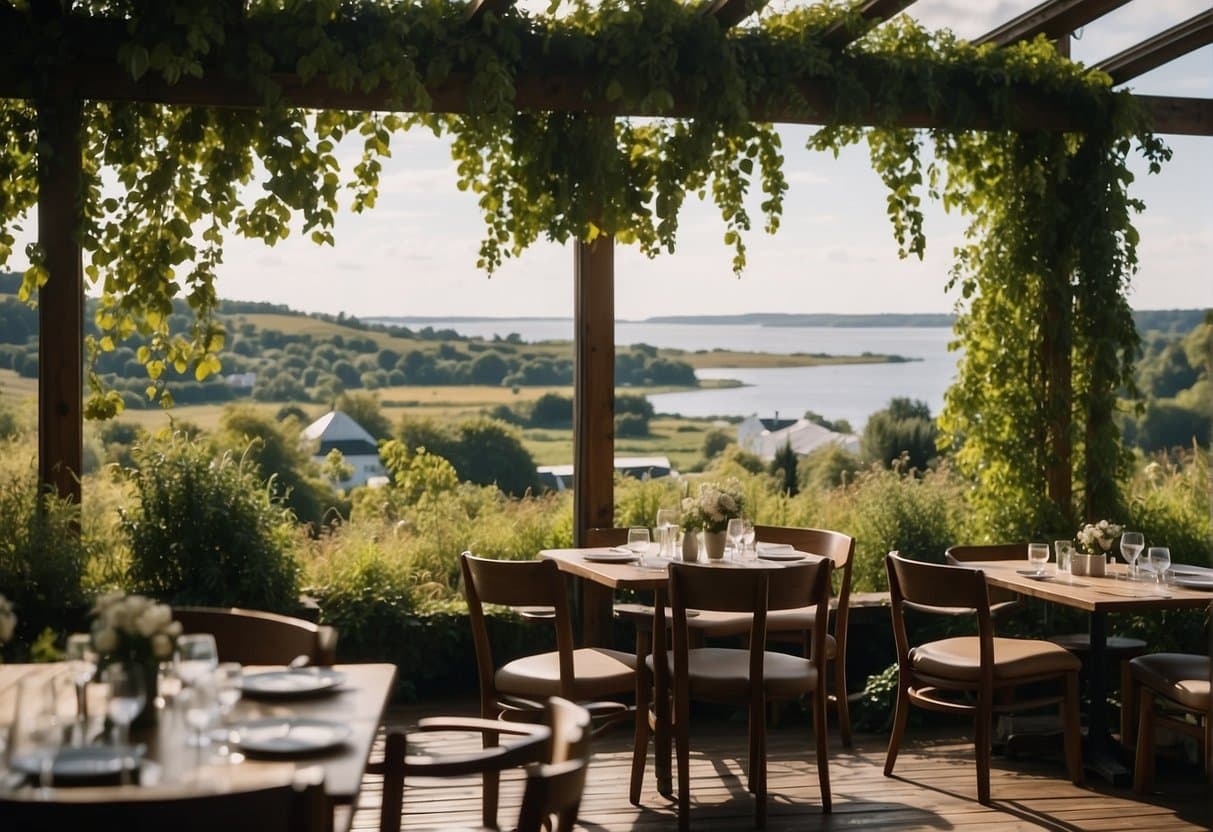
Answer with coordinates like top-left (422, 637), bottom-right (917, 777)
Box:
top-left (1147, 546), bottom-right (1171, 584)
top-left (1027, 543), bottom-right (1049, 576)
top-left (741, 519), bottom-right (756, 561)
top-left (1120, 531), bottom-right (1144, 579)
top-left (626, 526), bottom-right (650, 556)
top-left (175, 633), bottom-right (219, 686)
top-left (726, 518), bottom-right (745, 561)
top-left (655, 508), bottom-right (678, 559)
top-left (215, 662), bottom-right (242, 720)
top-left (65, 633), bottom-right (97, 745)
top-left (102, 663), bottom-right (146, 750)
top-left (179, 672), bottom-right (218, 748)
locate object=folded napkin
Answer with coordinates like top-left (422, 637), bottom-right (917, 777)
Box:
top-left (756, 542), bottom-right (795, 552)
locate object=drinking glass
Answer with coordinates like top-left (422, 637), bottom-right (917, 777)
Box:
top-left (12, 676), bottom-right (63, 792)
top-left (1027, 543), bottom-right (1049, 576)
top-left (215, 662), bottom-right (242, 720)
top-left (726, 518), bottom-right (745, 561)
top-left (102, 663), bottom-right (146, 750)
top-left (741, 519), bottom-right (757, 561)
top-left (175, 633), bottom-right (219, 686)
top-left (65, 633), bottom-right (97, 745)
top-left (655, 509), bottom-right (678, 559)
top-left (1147, 546), bottom-right (1171, 584)
top-left (626, 526), bottom-right (650, 556)
top-left (179, 672), bottom-right (218, 748)
top-left (1053, 540), bottom-right (1074, 574)
top-left (1120, 531), bottom-right (1145, 579)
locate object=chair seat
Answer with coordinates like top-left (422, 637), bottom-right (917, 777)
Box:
top-left (687, 606), bottom-right (819, 637)
top-left (1131, 653), bottom-right (1211, 712)
top-left (647, 647), bottom-right (818, 699)
top-left (910, 637), bottom-right (1081, 683)
top-left (1048, 634), bottom-right (1148, 656)
top-left (497, 648), bottom-right (637, 699)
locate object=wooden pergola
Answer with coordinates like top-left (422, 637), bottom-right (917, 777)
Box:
top-left (3, 0), bottom-right (1211, 541)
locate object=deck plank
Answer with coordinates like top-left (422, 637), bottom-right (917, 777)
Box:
top-left (351, 703), bottom-right (1212, 831)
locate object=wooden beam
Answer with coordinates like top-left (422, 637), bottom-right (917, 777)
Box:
top-left (1095, 10), bottom-right (1213, 85)
top-left (703, 0), bottom-right (767, 31)
top-left (819, 0), bottom-right (918, 50)
top-left (1137, 94), bottom-right (1213, 137)
top-left (572, 235), bottom-right (615, 554)
top-left (974, 0), bottom-right (1132, 47)
top-left (36, 96), bottom-right (84, 505)
top-left (464, 0), bottom-right (514, 25)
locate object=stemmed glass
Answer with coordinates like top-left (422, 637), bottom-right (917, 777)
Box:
top-left (175, 633), bottom-right (219, 687)
top-left (726, 518), bottom-right (746, 561)
top-left (1147, 546), bottom-right (1171, 584)
top-left (1027, 543), bottom-right (1050, 576)
top-left (741, 519), bottom-right (756, 561)
top-left (179, 672), bottom-right (219, 749)
top-left (65, 633), bottom-right (97, 745)
top-left (655, 509), bottom-right (678, 559)
top-left (1120, 531), bottom-right (1144, 579)
top-left (102, 663), bottom-right (146, 750)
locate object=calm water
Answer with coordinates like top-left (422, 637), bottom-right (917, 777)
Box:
top-left (377, 319), bottom-right (960, 428)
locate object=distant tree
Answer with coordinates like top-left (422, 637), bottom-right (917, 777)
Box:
top-left (471, 350), bottom-right (510, 385)
top-left (702, 429), bottom-right (731, 460)
top-left (376, 348), bottom-right (400, 372)
top-left (615, 412), bottom-right (649, 438)
top-left (770, 440), bottom-right (799, 496)
top-left (321, 448), bottom-right (354, 486)
top-left (530, 393), bottom-right (573, 428)
top-left (861, 398), bottom-right (938, 472)
top-left (797, 444), bottom-right (863, 492)
top-left (331, 360), bottom-right (361, 388)
top-left (447, 416), bottom-right (539, 497)
top-left (616, 394), bottom-right (655, 419)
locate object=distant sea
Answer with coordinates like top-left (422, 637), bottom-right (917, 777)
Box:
top-left (370, 317), bottom-right (960, 429)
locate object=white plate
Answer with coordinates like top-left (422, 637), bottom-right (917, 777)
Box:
top-left (1170, 565), bottom-right (1213, 577)
top-left (230, 718), bottom-right (352, 755)
top-left (240, 668), bottom-right (345, 698)
top-left (756, 542), bottom-right (795, 553)
top-left (585, 551), bottom-right (640, 564)
top-left (757, 551), bottom-right (807, 562)
top-left (9, 745), bottom-right (142, 781)
top-left (1174, 576), bottom-right (1213, 590)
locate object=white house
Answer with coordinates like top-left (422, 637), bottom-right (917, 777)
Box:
top-left (738, 414), bottom-right (859, 461)
top-left (301, 410), bottom-right (386, 489)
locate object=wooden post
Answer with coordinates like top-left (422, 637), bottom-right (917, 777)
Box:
top-left (36, 96), bottom-right (85, 504)
top-left (572, 235), bottom-right (615, 547)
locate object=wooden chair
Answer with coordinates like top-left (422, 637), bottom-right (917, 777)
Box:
top-left (639, 558), bottom-right (833, 831)
top-left (884, 552), bottom-right (1084, 804)
top-left (1130, 652), bottom-right (1211, 793)
top-left (944, 543), bottom-right (1028, 618)
top-left (377, 697), bottom-right (591, 832)
top-left (173, 606), bottom-right (337, 666)
top-left (460, 553), bottom-right (635, 827)
top-left (0, 775), bottom-right (331, 832)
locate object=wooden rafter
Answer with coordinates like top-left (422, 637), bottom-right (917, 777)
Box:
top-left (819, 0), bottom-right (918, 50)
top-left (464, 0), bottom-right (515, 24)
top-left (974, 0), bottom-right (1133, 47)
top-left (703, 0), bottom-right (767, 31)
top-left (1095, 9), bottom-right (1213, 84)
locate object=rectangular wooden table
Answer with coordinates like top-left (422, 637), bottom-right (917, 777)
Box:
top-left (0, 662), bottom-right (396, 830)
top-left (972, 559), bottom-right (1213, 782)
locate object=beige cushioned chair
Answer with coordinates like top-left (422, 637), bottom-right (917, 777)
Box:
top-left (1130, 652), bottom-right (1211, 793)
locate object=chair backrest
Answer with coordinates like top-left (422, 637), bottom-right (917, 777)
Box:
top-left (460, 553), bottom-right (577, 705)
top-left (517, 697), bottom-right (593, 832)
top-left (945, 543), bottom-right (1027, 564)
top-left (885, 552), bottom-right (994, 681)
top-left (0, 778), bottom-right (330, 832)
top-left (669, 559), bottom-right (833, 678)
top-left (173, 607), bottom-right (337, 667)
top-left (584, 527), bottom-right (627, 548)
top-left (755, 525), bottom-right (855, 641)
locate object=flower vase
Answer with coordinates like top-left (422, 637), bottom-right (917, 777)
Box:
top-left (704, 530), bottom-right (727, 561)
top-left (132, 661), bottom-right (159, 731)
top-left (681, 531), bottom-right (699, 561)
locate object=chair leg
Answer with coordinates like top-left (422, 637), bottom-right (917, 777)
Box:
top-left (753, 694), bottom-right (767, 829)
top-left (1120, 660), bottom-right (1136, 746)
top-left (483, 724), bottom-right (500, 829)
top-left (834, 656), bottom-right (853, 749)
top-left (630, 660), bottom-right (652, 805)
top-left (812, 689), bottom-right (832, 814)
top-left (1134, 688), bottom-right (1156, 794)
top-left (1063, 671), bottom-right (1084, 787)
top-left (974, 690), bottom-right (992, 805)
top-left (675, 687), bottom-right (691, 832)
top-left (884, 680), bottom-right (910, 777)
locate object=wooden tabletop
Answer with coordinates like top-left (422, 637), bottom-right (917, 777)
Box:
top-left (540, 547), bottom-right (798, 591)
top-left (0, 662), bottom-right (395, 808)
top-left (971, 560), bottom-right (1213, 613)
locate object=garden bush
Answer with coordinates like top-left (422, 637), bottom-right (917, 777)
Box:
top-left (120, 433), bottom-right (301, 613)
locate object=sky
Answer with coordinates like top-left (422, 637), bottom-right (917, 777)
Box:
top-left (14, 1), bottom-right (1213, 320)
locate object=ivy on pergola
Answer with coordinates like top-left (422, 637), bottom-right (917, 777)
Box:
top-left (0, 0), bottom-right (1202, 537)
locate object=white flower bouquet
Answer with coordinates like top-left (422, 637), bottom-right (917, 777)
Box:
top-left (680, 479), bottom-right (745, 534)
top-left (1076, 520), bottom-right (1122, 556)
top-left (91, 591), bottom-right (181, 665)
top-left (0, 593), bottom-right (16, 645)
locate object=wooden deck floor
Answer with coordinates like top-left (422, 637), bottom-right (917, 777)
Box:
top-left (351, 703), bottom-right (1211, 831)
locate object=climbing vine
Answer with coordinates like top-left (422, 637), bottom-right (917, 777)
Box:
top-left (0, 1), bottom-right (1167, 522)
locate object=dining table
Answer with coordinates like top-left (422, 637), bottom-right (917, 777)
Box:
top-left (540, 545), bottom-right (815, 796)
top-left (0, 661), bottom-right (396, 832)
top-left (971, 559), bottom-right (1213, 783)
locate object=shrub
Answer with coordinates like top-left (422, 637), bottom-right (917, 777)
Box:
top-left (614, 412), bottom-right (649, 438)
top-left (120, 433), bottom-right (301, 612)
top-left (861, 397), bottom-right (938, 471)
top-left (701, 428), bottom-right (731, 460)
